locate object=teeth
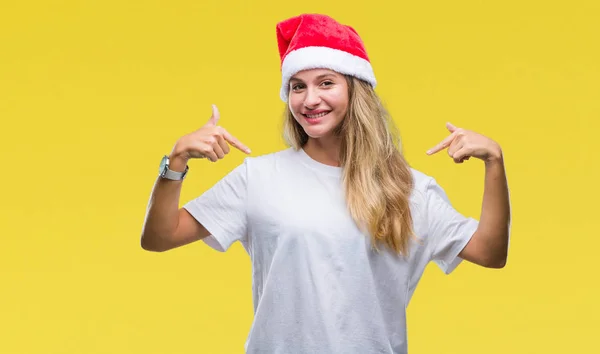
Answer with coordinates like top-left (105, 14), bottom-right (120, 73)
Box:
top-left (306, 112), bottom-right (329, 119)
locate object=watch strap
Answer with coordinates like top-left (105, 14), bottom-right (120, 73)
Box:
top-left (159, 155), bottom-right (189, 181)
top-left (162, 166), bottom-right (188, 180)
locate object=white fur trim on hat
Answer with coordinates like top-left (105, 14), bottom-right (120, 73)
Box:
top-left (279, 46), bottom-right (377, 102)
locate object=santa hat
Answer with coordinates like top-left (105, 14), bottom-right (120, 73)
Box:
top-left (276, 14), bottom-right (377, 102)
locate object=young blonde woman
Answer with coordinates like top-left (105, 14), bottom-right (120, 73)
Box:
top-left (141, 13), bottom-right (511, 354)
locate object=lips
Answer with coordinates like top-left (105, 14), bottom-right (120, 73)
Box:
top-left (302, 110), bottom-right (331, 119)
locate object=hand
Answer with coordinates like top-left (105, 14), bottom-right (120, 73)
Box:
top-left (170, 105), bottom-right (251, 165)
top-left (426, 122), bottom-right (502, 164)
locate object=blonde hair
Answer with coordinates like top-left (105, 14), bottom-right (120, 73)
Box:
top-left (283, 76), bottom-right (416, 256)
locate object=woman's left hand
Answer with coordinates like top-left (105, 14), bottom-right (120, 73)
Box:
top-left (426, 122), bottom-right (503, 164)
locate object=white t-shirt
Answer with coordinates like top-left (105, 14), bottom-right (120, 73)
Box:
top-left (183, 147), bottom-right (479, 354)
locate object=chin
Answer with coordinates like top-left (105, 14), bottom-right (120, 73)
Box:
top-left (302, 125), bottom-right (335, 139)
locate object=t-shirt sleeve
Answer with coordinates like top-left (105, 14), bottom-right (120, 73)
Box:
top-left (182, 159), bottom-right (248, 252)
top-left (425, 177), bottom-right (479, 274)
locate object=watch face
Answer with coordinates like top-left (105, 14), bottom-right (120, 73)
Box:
top-left (159, 155), bottom-right (168, 173)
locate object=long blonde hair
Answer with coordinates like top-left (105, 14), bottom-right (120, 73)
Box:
top-left (283, 76), bottom-right (416, 256)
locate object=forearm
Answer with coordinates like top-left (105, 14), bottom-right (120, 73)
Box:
top-left (140, 155), bottom-right (187, 251)
top-left (477, 152), bottom-right (511, 265)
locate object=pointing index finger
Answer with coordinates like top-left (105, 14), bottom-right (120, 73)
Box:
top-left (426, 132), bottom-right (456, 155)
top-left (222, 129), bottom-right (251, 154)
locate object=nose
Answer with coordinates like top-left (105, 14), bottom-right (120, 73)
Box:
top-left (303, 87), bottom-right (322, 109)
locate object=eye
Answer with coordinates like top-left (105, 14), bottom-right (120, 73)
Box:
top-left (291, 83), bottom-right (305, 91)
top-left (320, 80), bottom-right (334, 87)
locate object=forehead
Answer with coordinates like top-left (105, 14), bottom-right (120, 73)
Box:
top-left (290, 69), bottom-right (342, 81)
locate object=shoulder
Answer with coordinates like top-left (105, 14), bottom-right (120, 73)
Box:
top-left (408, 167), bottom-right (457, 218)
top-left (409, 168), bottom-right (435, 198)
top-left (408, 167), bottom-right (447, 212)
top-left (213, 148), bottom-right (295, 180)
top-left (236, 147), bottom-right (302, 181)
top-left (245, 147), bottom-right (296, 163)
top-left (243, 147), bottom-right (298, 171)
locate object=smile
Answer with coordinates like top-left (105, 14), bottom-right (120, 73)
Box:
top-left (303, 111), bottom-right (331, 119)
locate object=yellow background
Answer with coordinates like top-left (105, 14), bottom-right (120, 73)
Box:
top-left (1, 0), bottom-right (598, 353)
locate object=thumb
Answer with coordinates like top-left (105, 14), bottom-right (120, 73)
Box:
top-left (206, 104), bottom-right (220, 126)
top-left (446, 122), bottom-right (457, 132)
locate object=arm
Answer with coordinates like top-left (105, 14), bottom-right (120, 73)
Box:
top-left (427, 122), bottom-right (511, 268)
top-left (458, 151), bottom-right (511, 268)
top-left (140, 155), bottom-right (210, 252)
top-left (140, 104), bottom-right (251, 252)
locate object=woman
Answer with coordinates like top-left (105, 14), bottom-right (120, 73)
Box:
top-left (141, 13), bottom-right (511, 354)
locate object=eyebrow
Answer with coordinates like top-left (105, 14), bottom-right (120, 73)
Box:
top-left (289, 73), bottom-right (337, 82)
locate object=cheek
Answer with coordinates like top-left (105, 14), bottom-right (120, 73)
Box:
top-left (329, 95), bottom-right (349, 117)
top-left (326, 87), bottom-right (348, 108)
top-left (289, 107), bottom-right (305, 125)
top-left (288, 97), bottom-right (303, 116)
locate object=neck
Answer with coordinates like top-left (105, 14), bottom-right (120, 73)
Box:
top-left (303, 136), bottom-right (342, 167)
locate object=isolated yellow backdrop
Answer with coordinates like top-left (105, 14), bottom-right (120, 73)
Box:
top-left (1, 0), bottom-right (598, 353)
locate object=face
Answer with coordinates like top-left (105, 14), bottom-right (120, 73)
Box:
top-left (288, 69), bottom-right (349, 140)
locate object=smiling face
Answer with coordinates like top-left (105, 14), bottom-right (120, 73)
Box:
top-left (288, 69), bottom-right (349, 140)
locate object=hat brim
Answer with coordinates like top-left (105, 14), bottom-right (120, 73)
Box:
top-left (280, 46), bottom-right (377, 102)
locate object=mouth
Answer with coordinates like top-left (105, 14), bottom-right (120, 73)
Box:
top-left (302, 111), bottom-right (331, 119)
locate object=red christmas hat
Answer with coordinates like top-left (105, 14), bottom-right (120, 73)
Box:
top-left (276, 14), bottom-right (377, 102)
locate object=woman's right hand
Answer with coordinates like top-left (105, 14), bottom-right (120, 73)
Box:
top-left (169, 105), bottom-right (251, 169)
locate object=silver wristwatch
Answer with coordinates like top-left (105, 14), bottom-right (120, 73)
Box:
top-left (158, 155), bottom-right (189, 181)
